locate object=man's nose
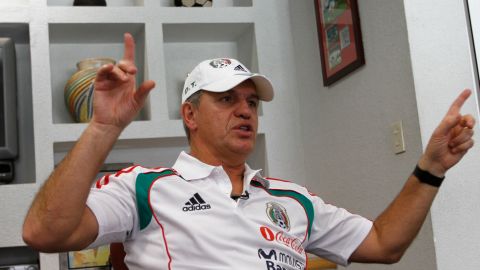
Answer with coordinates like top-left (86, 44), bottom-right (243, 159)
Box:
top-left (234, 100), bottom-right (252, 119)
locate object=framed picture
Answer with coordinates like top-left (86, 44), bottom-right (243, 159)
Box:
top-left (67, 245), bottom-right (111, 269)
top-left (314, 0), bottom-right (365, 86)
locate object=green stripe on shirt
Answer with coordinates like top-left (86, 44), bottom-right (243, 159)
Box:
top-left (136, 170), bottom-right (176, 230)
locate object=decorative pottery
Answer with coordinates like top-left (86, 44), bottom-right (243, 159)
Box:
top-left (73, 0), bottom-right (107, 6)
top-left (64, 58), bottom-right (115, 123)
top-left (174, 0), bottom-right (212, 7)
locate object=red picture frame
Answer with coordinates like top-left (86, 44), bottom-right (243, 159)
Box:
top-left (314, 0), bottom-right (365, 86)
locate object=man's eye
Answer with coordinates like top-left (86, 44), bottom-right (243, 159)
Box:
top-left (220, 96), bottom-right (232, 102)
top-left (249, 100), bottom-right (259, 108)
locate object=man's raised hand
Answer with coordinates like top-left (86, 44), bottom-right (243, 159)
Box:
top-left (92, 33), bottom-right (155, 130)
top-left (419, 89), bottom-right (476, 177)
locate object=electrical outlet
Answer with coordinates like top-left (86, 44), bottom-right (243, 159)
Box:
top-left (391, 121), bottom-right (406, 154)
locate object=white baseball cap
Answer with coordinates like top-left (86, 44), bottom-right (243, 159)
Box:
top-left (181, 58), bottom-right (274, 103)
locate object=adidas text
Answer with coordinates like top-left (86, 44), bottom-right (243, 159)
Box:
top-left (183, 204), bottom-right (211, 212)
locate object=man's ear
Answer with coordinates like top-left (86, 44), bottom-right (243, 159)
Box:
top-left (181, 102), bottom-right (198, 132)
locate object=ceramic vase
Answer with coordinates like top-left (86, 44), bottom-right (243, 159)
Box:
top-left (64, 57), bottom-right (115, 123)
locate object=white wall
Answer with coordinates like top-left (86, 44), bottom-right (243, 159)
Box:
top-left (252, 0), bottom-right (308, 185)
top-left (289, 0), bottom-right (436, 269)
top-left (404, 1), bottom-right (480, 269)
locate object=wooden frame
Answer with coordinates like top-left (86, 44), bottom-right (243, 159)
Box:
top-left (314, 0), bottom-right (365, 86)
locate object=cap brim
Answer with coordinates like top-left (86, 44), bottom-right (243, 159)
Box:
top-left (202, 73), bottom-right (274, 101)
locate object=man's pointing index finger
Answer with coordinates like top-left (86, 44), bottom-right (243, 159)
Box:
top-left (447, 89), bottom-right (472, 116)
top-left (123, 32), bottom-right (135, 63)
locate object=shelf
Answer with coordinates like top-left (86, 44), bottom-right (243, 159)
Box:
top-left (0, 0), bottom-right (29, 7)
top-left (153, 0), bottom-right (252, 7)
top-left (153, 6), bottom-right (254, 23)
top-left (0, 23), bottom-right (35, 185)
top-left (52, 119), bottom-right (186, 142)
top-left (48, 0), bottom-right (144, 6)
top-left (48, 23), bottom-right (148, 124)
top-left (54, 136), bottom-right (190, 169)
top-left (162, 22), bottom-right (257, 119)
top-left (47, 7), bottom-right (146, 23)
top-left (0, 7), bottom-right (29, 23)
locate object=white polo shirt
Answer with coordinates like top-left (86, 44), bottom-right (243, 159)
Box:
top-left (87, 151), bottom-right (372, 269)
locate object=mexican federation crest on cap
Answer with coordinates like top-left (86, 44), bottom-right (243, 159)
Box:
top-left (209, 58), bottom-right (232, 68)
top-left (266, 202), bottom-right (290, 231)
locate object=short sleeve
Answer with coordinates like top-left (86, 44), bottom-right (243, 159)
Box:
top-left (305, 195), bottom-right (372, 266)
top-left (86, 170), bottom-right (139, 248)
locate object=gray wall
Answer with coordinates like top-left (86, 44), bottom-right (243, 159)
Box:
top-left (404, 1), bottom-right (480, 269)
top-left (289, 1), bottom-right (436, 269)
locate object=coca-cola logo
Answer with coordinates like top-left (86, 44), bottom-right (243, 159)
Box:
top-left (259, 226), bottom-right (305, 255)
top-left (260, 226), bottom-right (275, 241)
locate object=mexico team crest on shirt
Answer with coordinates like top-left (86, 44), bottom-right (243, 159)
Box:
top-left (266, 202), bottom-right (290, 231)
top-left (209, 58), bottom-right (231, 68)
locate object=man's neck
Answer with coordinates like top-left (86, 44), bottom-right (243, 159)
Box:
top-left (222, 164), bottom-right (246, 196)
top-left (189, 145), bottom-right (247, 195)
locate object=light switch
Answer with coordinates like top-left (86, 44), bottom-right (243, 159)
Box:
top-left (391, 121), bottom-right (406, 154)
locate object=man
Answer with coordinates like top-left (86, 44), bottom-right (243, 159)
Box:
top-left (23, 33), bottom-right (475, 269)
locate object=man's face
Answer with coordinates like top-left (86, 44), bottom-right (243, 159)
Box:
top-left (191, 80), bottom-right (259, 158)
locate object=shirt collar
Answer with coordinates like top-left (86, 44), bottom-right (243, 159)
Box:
top-left (172, 151), bottom-right (264, 189)
top-left (243, 163), bottom-right (263, 191)
top-left (173, 151), bottom-right (216, 181)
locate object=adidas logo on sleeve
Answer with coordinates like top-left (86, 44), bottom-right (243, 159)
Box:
top-left (182, 193), bottom-right (212, 212)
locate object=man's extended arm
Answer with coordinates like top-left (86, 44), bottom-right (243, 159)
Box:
top-left (350, 89), bottom-right (475, 264)
top-left (22, 33), bottom-right (155, 252)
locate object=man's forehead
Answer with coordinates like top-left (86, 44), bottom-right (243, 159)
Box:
top-left (217, 87), bottom-right (259, 99)
top-left (234, 80), bottom-right (259, 96)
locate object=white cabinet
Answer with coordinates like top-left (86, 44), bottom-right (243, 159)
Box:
top-left (0, 1), bottom-right (281, 268)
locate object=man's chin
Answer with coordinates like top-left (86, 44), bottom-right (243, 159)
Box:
top-left (230, 142), bottom-right (255, 156)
